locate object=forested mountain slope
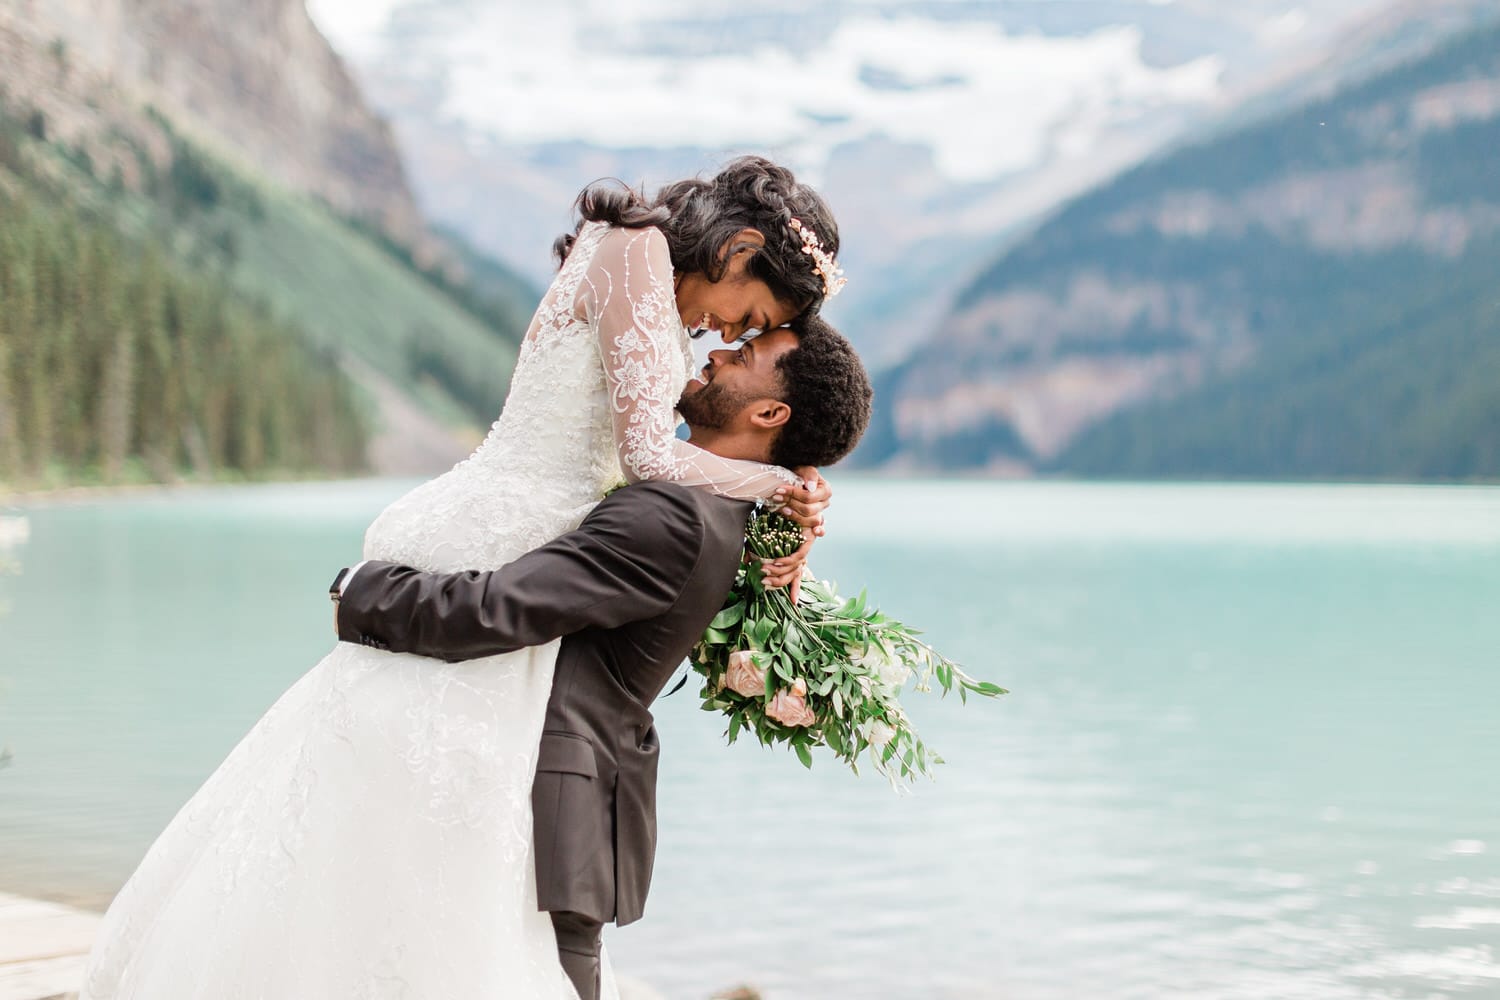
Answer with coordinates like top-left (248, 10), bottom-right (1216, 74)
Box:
top-left (859, 17), bottom-right (1500, 481)
top-left (0, 0), bottom-right (536, 487)
top-left (0, 148), bottom-right (366, 483)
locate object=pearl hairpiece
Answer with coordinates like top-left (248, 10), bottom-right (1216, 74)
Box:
top-left (788, 218), bottom-right (847, 298)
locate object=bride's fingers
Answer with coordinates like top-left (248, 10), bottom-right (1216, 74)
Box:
top-left (761, 550), bottom-right (807, 572)
top-left (776, 496), bottom-right (829, 526)
top-left (761, 566), bottom-right (801, 589)
top-left (775, 488), bottom-right (832, 528)
top-left (790, 467), bottom-right (831, 502)
top-left (773, 471), bottom-right (830, 511)
top-left (762, 534), bottom-right (814, 586)
top-left (791, 465), bottom-right (824, 491)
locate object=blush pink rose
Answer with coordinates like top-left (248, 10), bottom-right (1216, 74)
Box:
top-left (766, 681), bottom-right (818, 728)
top-left (724, 650), bottom-right (766, 698)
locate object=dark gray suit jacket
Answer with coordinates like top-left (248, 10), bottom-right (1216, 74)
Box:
top-left (336, 481), bottom-right (753, 926)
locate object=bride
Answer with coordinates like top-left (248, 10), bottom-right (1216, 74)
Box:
top-left (79, 156), bottom-right (842, 1000)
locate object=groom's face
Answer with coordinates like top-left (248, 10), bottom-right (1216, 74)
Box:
top-left (677, 327), bottom-right (798, 432)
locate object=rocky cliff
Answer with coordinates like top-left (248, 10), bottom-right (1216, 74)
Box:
top-left (0, 0), bottom-right (421, 243)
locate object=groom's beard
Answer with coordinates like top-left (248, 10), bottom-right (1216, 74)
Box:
top-left (676, 379), bottom-right (756, 431)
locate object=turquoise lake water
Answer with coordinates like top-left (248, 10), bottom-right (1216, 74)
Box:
top-left (1, 479), bottom-right (1498, 999)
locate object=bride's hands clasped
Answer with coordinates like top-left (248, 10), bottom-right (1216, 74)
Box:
top-left (776, 466), bottom-right (833, 535)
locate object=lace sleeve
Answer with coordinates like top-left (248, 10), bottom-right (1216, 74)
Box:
top-left (577, 226), bottom-right (801, 500)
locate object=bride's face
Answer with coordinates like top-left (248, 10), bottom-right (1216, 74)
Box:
top-left (675, 231), bottom-right (801, 344)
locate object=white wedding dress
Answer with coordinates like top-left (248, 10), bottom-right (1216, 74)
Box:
top-left (79, 222), bottom-right (796, 1000)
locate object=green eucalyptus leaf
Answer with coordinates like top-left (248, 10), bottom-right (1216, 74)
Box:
top-left (710, 602), bottom-right (745, 630)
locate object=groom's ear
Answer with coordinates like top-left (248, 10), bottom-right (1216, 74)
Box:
top-left (746, 398), bottom-right (791, 432)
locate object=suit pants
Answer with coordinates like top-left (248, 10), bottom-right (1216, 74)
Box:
top-left (551, 910), bottom-right (604, 1000)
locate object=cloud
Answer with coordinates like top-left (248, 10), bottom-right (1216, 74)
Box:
top-left (347, 5), bottom-right (1222, 183)
top-left (305, 0), bottom-right (404, 59)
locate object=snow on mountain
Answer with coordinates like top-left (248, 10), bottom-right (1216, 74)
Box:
top-left (308, 0), bottom-right (1389, 361)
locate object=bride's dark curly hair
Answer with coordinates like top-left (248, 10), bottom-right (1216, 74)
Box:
top-left (554, 156), bottom-right (840, 315)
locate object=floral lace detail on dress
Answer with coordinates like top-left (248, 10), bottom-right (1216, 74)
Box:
top-left (579, 226), bottom-right (799, 500)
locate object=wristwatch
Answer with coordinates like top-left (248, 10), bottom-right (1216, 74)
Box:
top-left (329, 567), bottom-right (351, 603)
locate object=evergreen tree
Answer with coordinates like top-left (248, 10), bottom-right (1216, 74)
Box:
top-left (0, 189), bottom-right (368, 486)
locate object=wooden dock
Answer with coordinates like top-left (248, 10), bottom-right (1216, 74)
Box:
top-left (0, 893), bottom-right (99, 1000)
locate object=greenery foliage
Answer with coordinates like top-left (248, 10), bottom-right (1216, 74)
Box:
top-left (693, 511), bottom-right (1005, 785)
top-left (0, 73), bottom-right (538, 487)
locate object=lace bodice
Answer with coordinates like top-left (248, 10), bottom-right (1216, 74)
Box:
top-left (363, 222), bottom-right (797, 573)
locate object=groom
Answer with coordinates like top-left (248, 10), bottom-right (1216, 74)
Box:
top-left (330, 317), bottom-right (872, 1000)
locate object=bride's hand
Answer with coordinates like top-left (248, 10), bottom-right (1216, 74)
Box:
top-left (773, 467), bottom-right (831, 537)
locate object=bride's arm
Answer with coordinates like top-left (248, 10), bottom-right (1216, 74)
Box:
top-left (577, 226), bottom-right (800, 503)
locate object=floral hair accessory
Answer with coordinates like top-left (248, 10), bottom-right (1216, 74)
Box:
top-left (788, 218), bottom-right (847, 298)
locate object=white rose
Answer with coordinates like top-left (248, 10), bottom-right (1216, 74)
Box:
top-left (857, 641), bottom-right (911, 692)
top-left (864, 719), bottom-right (896, 749)
top-left (854, 640), bottom-right (891, 671)
top-left (877, 659), bottom-right (911, 691)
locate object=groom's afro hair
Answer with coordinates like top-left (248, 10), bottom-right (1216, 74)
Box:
top-left (770, 315), bottom-right (873, 470)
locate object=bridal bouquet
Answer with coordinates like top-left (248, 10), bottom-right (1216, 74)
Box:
top-left (692, 509), bottom-right (1005, 785)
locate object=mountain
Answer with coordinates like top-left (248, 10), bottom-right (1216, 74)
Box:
top-left (0, 0), bottom-right (536, 484)
top-left (0, 138), bottom-right (368, 486)
top-left (858, 12), bottom-right (1500, 481)
top-left (311, 0), bottom-right (1395, 367)
top-left (4, 0), bottom-right (421, 244)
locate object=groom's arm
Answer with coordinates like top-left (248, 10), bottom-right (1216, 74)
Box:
top-left (335, 482), bottom-right (709, 662)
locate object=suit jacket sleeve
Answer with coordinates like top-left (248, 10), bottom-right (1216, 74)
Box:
top-left (336, 482), bottom-right (711, 662)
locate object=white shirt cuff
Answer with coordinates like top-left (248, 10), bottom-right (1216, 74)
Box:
top-left (337, 560), bottom-right (369, 597)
